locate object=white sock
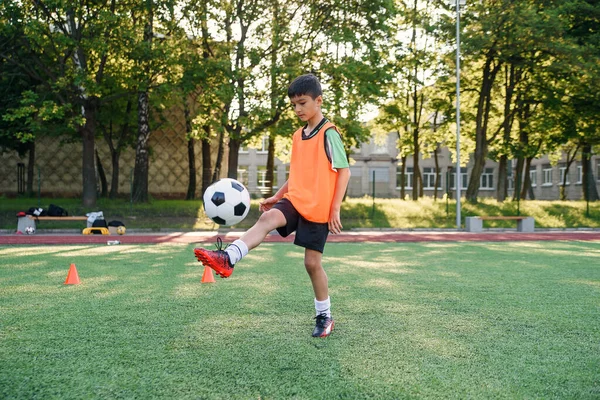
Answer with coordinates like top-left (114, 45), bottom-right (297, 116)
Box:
top-left (225, 239), bottom-right (248, 265)
top-left (315, 297), bottom-right (331, 318)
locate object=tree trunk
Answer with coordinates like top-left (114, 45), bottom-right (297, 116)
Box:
top-left (265, 2), bottom-right (279, 198)
top-left (266, 133), bottom-right (275, 197)
top-left (227, 136), bottom-right (241, 179)
top-left (466, 52), bottom-right (501, 203)
top-left (132, 6), bottom-right (153, 203)
top-left (186, 138), bottom-right (197, 200)
top-left (497, 155), bottom-right (508, 202)
top-left (498, 64), bottom-right (518, 202)
top-left (96, 149), bottom-right (108, 198)
top-left (81, 101), bottom-right (97, 207)
top-left (110, 148), bottom-right (121, 199)
top-left (107, 99), bottom-right (131, 199)
top-left (521, 157), bottom-right (534, 200)
top-left (212, 128), bottom-right (225, 183)
top-left (513, 156), bottom-right (524, 202)
top-left (582, 142), bottom-right (599, 201)
top-left (560, 145), bottom-right (579, 201)
top-left (132, 90), bottom-right (150, 203)
top-left (184, 100), bottom-right (196, 200)
top-left (26, 141), bottom-right (35, 196)
top-left (201, 125), bottom-right (212, 193)
top-left (400, 155), bottom-right (407, 199)
top-left (433, 145), bottom-right (440, 200)
top-left (412, 136), bottom-right (419, 200)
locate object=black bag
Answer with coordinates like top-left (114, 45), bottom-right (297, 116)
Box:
top-left (108, 220), bottom-right (125, 227)
top-left (47, 204), bottom-right (68, 217)
top-left (27, 207), bottom-right (47, 216)
top-left (91, 219), bottom-right (108, 234)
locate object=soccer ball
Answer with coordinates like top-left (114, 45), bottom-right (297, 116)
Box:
top-left (203, 178), bottom-right (251, 226)
top-left (25, 226), bottom-right (35, 235)
top-left (116, 226), bottom-right (126, 235)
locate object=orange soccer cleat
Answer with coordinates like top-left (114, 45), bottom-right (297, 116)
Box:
top-left (193, 238), bottom-right (234, 278)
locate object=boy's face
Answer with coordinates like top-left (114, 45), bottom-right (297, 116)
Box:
top-left (289, 94), bottom-right (322, 122)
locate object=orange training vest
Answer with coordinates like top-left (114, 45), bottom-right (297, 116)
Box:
top-left (284, 121), bottom-right (339, 223)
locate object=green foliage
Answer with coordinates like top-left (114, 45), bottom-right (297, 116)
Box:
top-left (2, 0), bottom-right (600, 202)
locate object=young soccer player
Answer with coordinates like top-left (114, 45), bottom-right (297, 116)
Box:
top-left (194, 73), bottom-right (350, 338)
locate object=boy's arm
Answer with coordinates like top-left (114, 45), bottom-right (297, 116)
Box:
top-left (259, 180), bottom-right (288, 212)
top-left (328, 167), bottom-right (351, 234)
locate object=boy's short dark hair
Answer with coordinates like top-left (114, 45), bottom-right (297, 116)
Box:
top-left (288, 74), bottom-right (322, 99)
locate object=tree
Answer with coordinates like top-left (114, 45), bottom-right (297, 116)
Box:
top-left (1, 0), bottom-right (135, 206)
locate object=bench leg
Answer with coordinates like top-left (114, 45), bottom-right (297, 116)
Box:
top-left (517, 217), bottom-right (535, 232)
top-left (465, 217), bottom-right (482, 232)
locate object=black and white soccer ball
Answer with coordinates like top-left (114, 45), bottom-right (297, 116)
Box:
top-left (25, 226), bottom-right (35, 235)
top-left (203, 178), bottom-right (251, 226)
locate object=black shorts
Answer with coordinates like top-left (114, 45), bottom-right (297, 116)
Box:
top-left (272, 198), bottom-right (329, 253)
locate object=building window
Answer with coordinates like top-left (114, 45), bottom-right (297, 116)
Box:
top-left (480, 167), bottom-right (494, 190)
top-left (559, 164), bottom-right (570, 185)
top-left (369, 168), bottom-right (389, 183)
top-left (237, 167), bottom-right (249, 187)
top-left (256, 166), bottom-right (277, 192)
top-left (577, 164), bottom-right (582, 184)
top-left (397, 166), bottom-right (413, 189)
top-left (423, 167), bottom-right (441, 189)
top-left (449, 168), bottom-right (467, 190)
top-left (507, 167), bottom-right (514, 190)
top-left (238, 145), bottom-right (248, 153)
top-left (372, 138), bottom-right (388, 154)
top-left (529, 169), bottom-right (537, 188)
top-left (542, 165), bottom-right (553, 186)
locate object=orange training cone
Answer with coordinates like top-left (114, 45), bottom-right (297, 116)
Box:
top-left (201, 266), bottom-right (215, 283)
top-left (64, 263), bottom-right (81, 285)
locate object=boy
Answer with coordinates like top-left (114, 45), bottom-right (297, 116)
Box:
top-left (194, 73), bottom-right (350, 338)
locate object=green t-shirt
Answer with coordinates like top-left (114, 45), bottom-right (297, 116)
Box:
top-left (325, 128), bottom-right (350, 170)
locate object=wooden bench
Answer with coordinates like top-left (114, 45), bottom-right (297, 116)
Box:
top-left (27, 216), bottom-right (88, 222)
top-left (465, 216), bottom-right (535, 232)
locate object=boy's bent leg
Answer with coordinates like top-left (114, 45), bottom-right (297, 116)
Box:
top-left (193, 209), bottom-right (286, 278)
top-left (239, 208), bottom-right (287, 250)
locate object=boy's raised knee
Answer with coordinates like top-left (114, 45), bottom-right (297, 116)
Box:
top-left (258, 208), bottom-right (286, 229)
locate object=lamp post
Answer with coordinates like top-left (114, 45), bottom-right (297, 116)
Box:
top-left (453, 0), bottom-right (466, 230)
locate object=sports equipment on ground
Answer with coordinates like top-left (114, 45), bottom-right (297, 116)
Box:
top-left (116, 226), bottom-right (126, 235)
top-left (25, 226), bottom-right (35, 235)
top-left (313, 314), bottom-right (334, 337)
top-left (194, 237), bottom-right (234, 278)
top-left (203, 178), bottom-right (250, 226)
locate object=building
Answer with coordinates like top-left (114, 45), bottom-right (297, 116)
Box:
top-left (1, 129), bottom-right (598, 200)
top-left (344, 132), bottom-right (600, 200)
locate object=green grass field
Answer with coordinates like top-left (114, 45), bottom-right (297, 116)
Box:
top-left (1, 241), bottom-right (599, 399)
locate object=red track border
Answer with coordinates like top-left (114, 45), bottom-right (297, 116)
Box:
top-left (1, 230), bottom-right (600, 245)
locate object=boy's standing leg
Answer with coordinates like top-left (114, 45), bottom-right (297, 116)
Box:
top-left (305, 248), bottom-right (334, 337)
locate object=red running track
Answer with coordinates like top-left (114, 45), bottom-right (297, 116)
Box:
top-left (1, 230), bottom-right (600, 245)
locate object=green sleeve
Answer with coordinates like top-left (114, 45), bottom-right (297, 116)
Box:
top-left (325, 128), bottom-right (349, 169)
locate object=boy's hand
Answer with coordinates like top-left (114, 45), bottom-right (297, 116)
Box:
top-left (259, 196), bottom-right (279, 212)
top-left (328, 209), bottom-right (343, 234)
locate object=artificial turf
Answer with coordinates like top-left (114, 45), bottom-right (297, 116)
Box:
top-left (0, 241), bottom-right (599, 399)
